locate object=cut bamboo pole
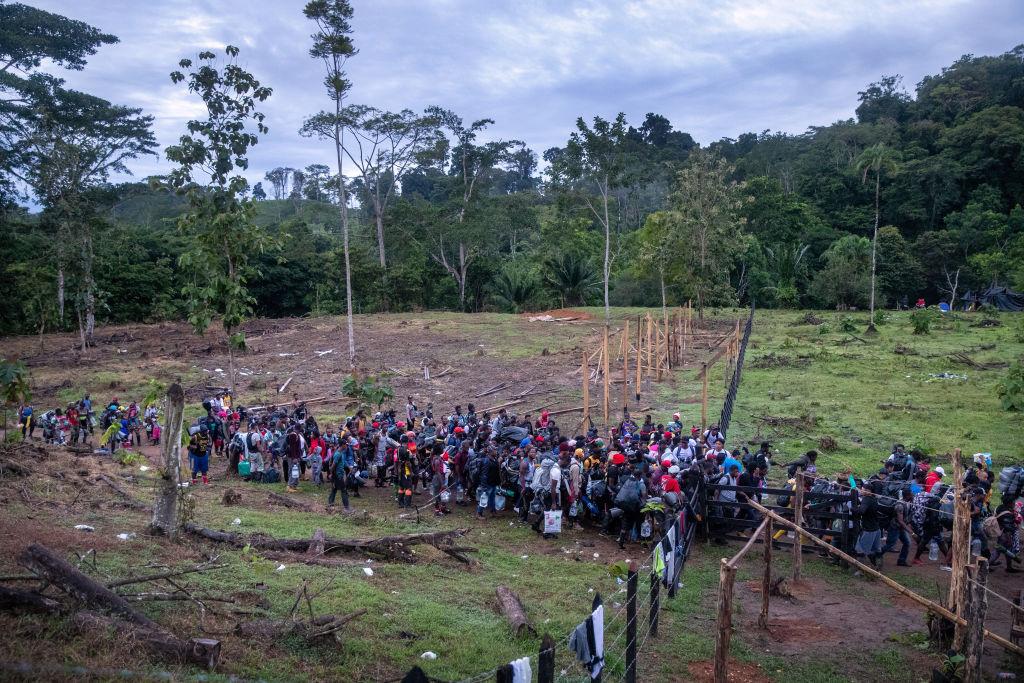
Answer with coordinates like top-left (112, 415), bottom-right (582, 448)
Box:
top-left (663, 308), bottom-right (671, 374)
top-left (622, 320), bottom-right (629, 410)
top-left (581, 349), bottom-right (590, 426)
top-left (635, 318), bottom-right (643, 403)
top-left (745, 497), bottom-right (1024, 658)
top-left (602, 326), bottom-right (610, 426)
top-left (792, 473), bottom-right (804, 580)
top-left (701, 362), bottom-right (709, 430)
top-left (645, 313), bottom-right (653, 378)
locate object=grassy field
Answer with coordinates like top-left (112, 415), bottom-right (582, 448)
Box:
top-left (1, 307), bottom-right (1022, 682)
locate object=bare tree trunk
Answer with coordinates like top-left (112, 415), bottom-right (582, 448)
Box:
top-left (77, 308), bottom-right (86, 354)
top-left (82, 228), bottom-right (96, 345)
top-left (57, 268), bottom-right (65, 325)
top-left (458, 242), bottom-right (468, 310)
top-left (150, 383), bottom-right (184, 539)
top-left (227, 339), bottom-right (236, 394)
top-left (867, 173), bottom-right (880, 332)
top-left (660, 270), bottom-right (668, 320)
top-left (375, 211), bottom-right (387, 270)
top-left (333, 120), bottom-right (356, 371)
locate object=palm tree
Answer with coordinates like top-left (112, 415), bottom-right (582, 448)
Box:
top-left (855, 143), bottom-right (900, 332)
top-left (544, 252), bottom-right (600, 308)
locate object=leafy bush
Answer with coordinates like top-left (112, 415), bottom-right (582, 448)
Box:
top-left (873, 310), bottom-right (888, 325)
top-left (342, 374), bottom-right (394, 409)
top-left (838, 316), bottom-right (858, 333)
top-left (116, 450), bottom-right (143, 466)
top-left (997, 362), bottom-right (1024, 412)
top-left (910, 307), bottom-right (938, 335)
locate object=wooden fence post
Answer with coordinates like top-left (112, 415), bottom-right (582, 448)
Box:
top-left (792, 473), bottom-right (804, 581)
top-left (625, 564), bottom-right (638, 683)
top-left (963, 558), bottom-right (989, 683)
top-left (714, 558), bottom-right (737, 683)
top-left (582, 349), bottom-right (590, 427)
top-left (538, 632), bottom-right (555, 683)
top-left (622, 320), bottom-right (629, 411)
top-left (635, 320), bottom-right (642, 403)
top-left (649, 571), bottom-right (660, 639)
top-left (759, 517), bottom-right (772, 629)
top-left (645, 314), bottom-right (653, 379)
top-left (951, 448), bottom-right (971, 650)
top-left (602, 326), bottom-right (610, 427)
top-left (701, 362), bottom-right (709, 430)
top-left (663, 308), bottom-right (671, 373)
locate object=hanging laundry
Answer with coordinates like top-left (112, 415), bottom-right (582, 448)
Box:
top-left (567, 593), bottom-right (604, 679)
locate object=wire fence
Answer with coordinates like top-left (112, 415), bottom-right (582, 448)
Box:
top-left (718, 303), bottom-right (755, 437)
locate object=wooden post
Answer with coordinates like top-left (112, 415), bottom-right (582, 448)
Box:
top-left (734, 319), bottom-right (741, 363)
top-left (582, 349), bottom-right (590, 427)
top-left (625, 565), bottom-right (638, 683)
top-left (963, 558), bottom-right (989, 683)
top-left (602, 326), bottom-right (610, 427)
top-left (622, 320), bottom-right (629, 410)
top-left (951, 448), bottom-right (971, 649)
top-left (150, 383), bottom-right (185, 539)
top-left (538, 633), bottom-right (555, 683)
top-left (645, 313), bottom-right (653, 379)
top-left (635, 320), bottom-right (642, 403)
top-left (759, 518), bottom-right (772, 629)
top-left (713, 558), bottom-right (737, 683)
top-left (649, 571), bottom-right (660, 639)
top-left (792, 473), bottom-right (804, 581)
top-left (663, 308), bottom-right (671, 373)
top-left (701, 362), bottom-right (709, 430)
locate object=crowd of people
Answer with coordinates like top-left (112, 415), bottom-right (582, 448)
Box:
top-left (15, 391), bottom-right (1024, 569)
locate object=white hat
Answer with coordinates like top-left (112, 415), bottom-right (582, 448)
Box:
top-left (668, 465), bottom-right (680, 475)
top-left (934, 466), bottom-right (945, 476)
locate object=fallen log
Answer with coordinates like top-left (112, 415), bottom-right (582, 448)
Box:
top-left (107, 560), bottom-right (226, 589)
top-left (530, 403), bottom-right (599, 417)
top-left (95, 474), bottom-right (147, 511)
top-left (0, 585), bottom-right (62, 613)
top-left (433, 366), bottom-right (454, 379)
top-left (474, 382), bottom-right (508, 398)
top-left (183, 524), bottom-right (471, 563)
top-left (268, 492), bottom-right (315, 511)
top-left (236, 608), bottom-right (366, 641)
top-left (479, 398), bottom-right (525, 414)
top-left (19, 543), bottom-right (157, 629)
top-left (277, 376), bottom-right (293, 394)
top-left (496, 585), bottom-right (535, 636)
top-left (73, 610), bottom-right (221, 669)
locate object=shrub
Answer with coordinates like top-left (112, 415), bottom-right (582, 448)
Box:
top-left (909, 308), bottom-right (938, 335)
top-left (838, 316), bottom-right (858, 333)
top-left (997, 362), bottom-right (1024, 412)
top-left (116, 450), bottom-right (143, 466)
top-left (342, 374), bottom-right (394, 410)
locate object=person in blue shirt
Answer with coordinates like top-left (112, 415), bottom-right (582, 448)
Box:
top-left (721, 449), bottom-right (744, 475)
top-left (19, 403), bottom-right (34, 439)
top-left (328, 435), bottom-right (356, 512)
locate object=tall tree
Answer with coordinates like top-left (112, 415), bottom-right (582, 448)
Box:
top-left (340, 105), bottom-right (440, 270)
top-left (548, 113), bottom-right (629, 324)
top-left (302, 163), bottom-right (331, 202)
top-left (855, 143), bottom-right (900, 331)
top-left (164, 45), bottom-right (275, 392)
top-left (300, 0), bottom-right (358, 369)
top-left (661, 150), bottom-right (746, 318)
top-left (422, 107), bottom-right (522, 309)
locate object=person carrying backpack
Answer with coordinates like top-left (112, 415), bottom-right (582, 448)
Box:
top-left (327, 435), bottom-right (355, 512)
top-left (188, 424), bottom-right (212, 485)
top-left (614, 465), bottom-right (646, 549)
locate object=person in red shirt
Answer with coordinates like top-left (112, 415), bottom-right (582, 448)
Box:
top-left (925, 466), bottom-right (945, 492)
top-left (662, 466), bottom-right (681, 495)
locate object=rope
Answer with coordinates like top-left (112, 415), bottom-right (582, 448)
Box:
top-left (966, 575), bottom-right (1023, 613)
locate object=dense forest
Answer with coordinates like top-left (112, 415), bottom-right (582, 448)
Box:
top-left (2, 1), bottom-right (1024, 341)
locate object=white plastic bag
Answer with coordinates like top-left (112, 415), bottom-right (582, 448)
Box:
top-left (543, 510), bottom-right (562, 534)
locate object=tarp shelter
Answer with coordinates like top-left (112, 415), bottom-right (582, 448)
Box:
top-left (961, 286), bottom-right (1024, 311)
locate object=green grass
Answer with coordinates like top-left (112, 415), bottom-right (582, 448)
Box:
top-left (732, 309), bottom-right (1024, 479)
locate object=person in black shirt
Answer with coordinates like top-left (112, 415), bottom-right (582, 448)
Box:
top-left (854, 481), bottom-right (884, 566)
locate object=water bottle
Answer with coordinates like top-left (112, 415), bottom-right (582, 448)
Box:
top-left (929, 540), bottom-right (939, 561)
top-left (971, 538), bottom-right (982, 557)
top-left (640, 520), bottom-right (652, 538)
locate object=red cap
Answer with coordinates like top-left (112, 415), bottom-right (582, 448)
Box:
top-left (454, 426), bottom-right (464, 434)
top-left (611, 452), bottom-right (626, 465)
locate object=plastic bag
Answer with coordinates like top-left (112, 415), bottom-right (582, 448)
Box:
top-left (543, 510), bottom-right (562, 534)
top-left (440, 490), bottom-right (451, 504)
top-left (495, 494), bottom-right (506, 511)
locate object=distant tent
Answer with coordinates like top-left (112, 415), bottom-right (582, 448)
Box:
top-left (961, 286), bottom-right (1024, 312)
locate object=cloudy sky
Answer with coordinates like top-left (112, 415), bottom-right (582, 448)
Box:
top-left (32, 0), bottom-right (1024, 185)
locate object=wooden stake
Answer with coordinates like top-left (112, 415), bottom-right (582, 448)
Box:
top-left (713, 558), bottom-right (737, 683)
top-left (622, 320), bottom-right (629, 410)
top-left (951, 448), bottom-right (971, 649)
top-left (745, 497), bottom-right (1024, 658)
top-left (635, 319), bottom-right (643, 403)
top-left (963, 559), bottom-right (989, 683)
top-left (701, 362), bottom-right (709, 430)
top-left (645, 313), bottom-right (653, 378)
top-left (581, 350), bottom-right (590, 427)
top-left (759, 518), bottom-right (772, 629)
top-left (792, 473), bottom-right (804, 581)
top-left (602, 325), bottom-right (610, 427)
top-left (663, 308), bottom-right (671, 373)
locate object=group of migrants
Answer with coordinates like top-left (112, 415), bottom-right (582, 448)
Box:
top-left (16, 392), bottom-right (1024, 564)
